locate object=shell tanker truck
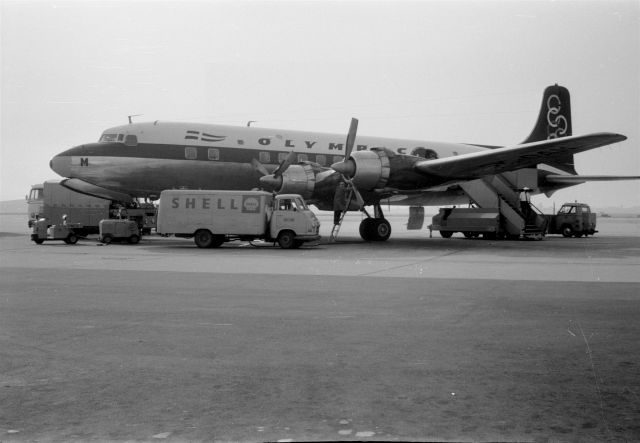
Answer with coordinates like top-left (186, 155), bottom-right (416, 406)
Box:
top-left (157, 190), bottom-right (320, 249)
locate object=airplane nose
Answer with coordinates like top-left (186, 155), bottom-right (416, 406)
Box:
top-left (50, 154), bottom-right (72, 177)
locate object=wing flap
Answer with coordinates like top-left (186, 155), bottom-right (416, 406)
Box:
top-left (414, 133), bottom-right (626, 179)
top-left (545, 174), bottom-right (640, 183)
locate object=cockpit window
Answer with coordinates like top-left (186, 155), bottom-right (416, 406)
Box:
top-left (124, 135), bottom-right (138, 147)
top-left (99, 133), bottom-right (118, 142)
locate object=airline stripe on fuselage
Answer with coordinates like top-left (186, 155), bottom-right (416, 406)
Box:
top-left (64, 142), bottom-right (348, 165)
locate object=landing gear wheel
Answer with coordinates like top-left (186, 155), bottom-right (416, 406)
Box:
top-left (372, 219), bottom-right (391, 241)
top-left (277, 230), bottom-right (296, 249)
top-left (128, 234), bottom-right (140, 244)
top-left (359, 218), bottom-right (376, 241)
top-left (440, 231), bottom-right (453, 238)
top-left (561, 225), bottom-right (573, 238)
top-left (194, 229), bottom-right (213, 248)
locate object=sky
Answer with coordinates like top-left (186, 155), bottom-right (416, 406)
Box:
top-left (1, 0), bottom-right (639, 209)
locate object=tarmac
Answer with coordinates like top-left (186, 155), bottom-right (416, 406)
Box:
top-left (1, 212), bottom-right (639, 442)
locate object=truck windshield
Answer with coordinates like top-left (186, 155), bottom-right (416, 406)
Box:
top-left (29, 188), bottom-right (43, 201)
top-left (277, 198), bottom-right (308, 211)
top-left (295, 198), bottom-right (308, 210)
top-left (559, 205), bottom-right (576, 214)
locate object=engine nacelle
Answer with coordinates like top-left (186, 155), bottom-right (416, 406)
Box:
top-left (278, 164), bottom-right (316, 199)
top-left (348, 148), bottom-right (390, 190)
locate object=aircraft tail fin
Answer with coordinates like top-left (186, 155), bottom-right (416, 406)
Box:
top-left (523, 84), bottom-right (576, 174)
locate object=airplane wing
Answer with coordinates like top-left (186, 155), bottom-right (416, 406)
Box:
top-left (544, 174), bottom-right (640, 183)
top-left (413, 133), bottom-right (627, 179)
top-left (60, 178), bottom-right (134, 203)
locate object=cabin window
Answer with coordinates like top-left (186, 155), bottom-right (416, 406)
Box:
top-left (124, 135), bottom-right (138, 147)
top-left (315, 154), bottom-right (326, 166)
top-left (207, 148), bottom-right (220, 161)
top-left (259, 152), bottom-right (270, 163)
top-left (185, 147), bottom-right (198, 160)
top-left (117, 134), bottom-right (124, 142)
top-left (277, 152), bottom-right (288, 163)
top-left (297, 154), bottom-right (308, 162)
top-left (99, 133), bottom-right (118, 142)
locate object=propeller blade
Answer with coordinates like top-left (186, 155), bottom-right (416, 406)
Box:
top-left (273, 151), bottom-right (297, 178)
top-left (344, 117), bottom-right (358, 161)
top-left (350, 180), bottom-right (365, 208)
top-left (251, 158), bottom-right (270, 176)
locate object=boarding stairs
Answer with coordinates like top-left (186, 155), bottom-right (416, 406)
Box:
top-left (329, 183), bottom-right (357, 242)
top-left (460, 173), bottom-right (547, 239)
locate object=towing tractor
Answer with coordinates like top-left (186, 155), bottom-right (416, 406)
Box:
top-left (157, 190), bottom-right (320, 249)
top-left (31, 218), bottom-right (82, 245)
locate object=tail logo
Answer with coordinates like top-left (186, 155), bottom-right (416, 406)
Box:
top-left (546, 94), bottom-right (568, 139)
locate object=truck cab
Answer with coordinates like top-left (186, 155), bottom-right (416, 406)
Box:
top-left (547, 203), bottom-right (597, 237)
top-left (26, 184), bottom-right (44, 227)
top-left (269, 194), bottom-right (320, 248)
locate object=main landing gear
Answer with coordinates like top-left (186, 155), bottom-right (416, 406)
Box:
top-left (359, 204), bottom-right (391, 242)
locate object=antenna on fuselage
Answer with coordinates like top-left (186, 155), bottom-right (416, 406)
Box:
top-left (128, 114), bottom-right (142, 124)
top-left (247, 120), bottom-right (256, 127)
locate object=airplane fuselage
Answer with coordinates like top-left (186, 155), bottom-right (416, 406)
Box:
top-left (51, 121), bottom-right (487, 202)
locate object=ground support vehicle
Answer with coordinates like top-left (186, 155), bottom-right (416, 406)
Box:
top-left (429, 206), bottom-right (548, 240)
top-left (27, 181), bottom-right (110, 235)
top-left (546, 203), bottom-right (597, 237)
top-left (429, 208), bottom-right (506, 239)
top-left (157, 190), bottom-right (320, 249)
top-left (31, 219), bottom-right (82, 244)
top-left (98, 219), bottom-right (141, 244)
top-left (28, 181), bottom-right (158, 235)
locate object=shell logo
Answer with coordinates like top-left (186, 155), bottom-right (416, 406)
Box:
top-left (242, 196), bottom-right (261, 213)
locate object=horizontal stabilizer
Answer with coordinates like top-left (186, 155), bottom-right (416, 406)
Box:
top-left (414, 133), bottom-right (627, 179)
top-left (60, 178), bottom-right (134, 203)
top-left (545, 175), bottom-right (640, 183)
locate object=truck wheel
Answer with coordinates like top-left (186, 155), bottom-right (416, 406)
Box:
top-left (440, 231), bottom-right (453, 238)
top-left (101, 234), bottom-right (113, 244)
top-left (277, 230), bottom-right (296, 249)
top-left (128, 234), bottom-right (140, 244)
top-left (66, 234), bottom-right (78, 244)
top-left (561, 225), bottom-right (573, 238)
top-left (194, 229), bottom-right (214, 248)
top-left (34, 239), bottom-right (44, 245)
